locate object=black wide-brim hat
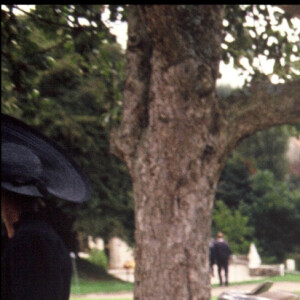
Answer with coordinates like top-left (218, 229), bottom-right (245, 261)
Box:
top-left (1, 114), bottom-right (91, 203)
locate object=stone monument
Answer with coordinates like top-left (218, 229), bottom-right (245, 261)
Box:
top-left (248, 243), bottom-right (261, 269)
top-left (108, 237), bottom-right (134, 269)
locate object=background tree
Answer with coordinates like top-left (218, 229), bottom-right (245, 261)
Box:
top-left (244, 170), bottom-right (300, 262)
top-left (1, 5), bottom-right (134, 252)
top-left (212, 200), bottom-right (253, 254)
top-left (236, 126), bottom-right (290, 180)
top-left (216, 152), bottom-right (253, 209)
top-left (214, 123), bottom-right (299, 261)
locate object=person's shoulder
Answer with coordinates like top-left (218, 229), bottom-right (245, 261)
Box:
top-left (215, 239), bottom-right (229, 247)
top-left (12, 216), bottom-right (60, 246)
top-left (9, 221), bottom-right (69, 260)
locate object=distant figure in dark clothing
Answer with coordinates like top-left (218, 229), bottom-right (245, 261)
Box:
top-left (214, 232), bottom-right (231, 286)
top-left (209, 238), bottom-right (215, 276)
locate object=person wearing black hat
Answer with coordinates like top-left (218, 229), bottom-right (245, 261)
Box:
top-left (1, 114), bottom-right (91, 300)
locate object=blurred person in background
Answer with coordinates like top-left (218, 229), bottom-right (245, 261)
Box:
top-left (214, 232), bottom-right (231, 286)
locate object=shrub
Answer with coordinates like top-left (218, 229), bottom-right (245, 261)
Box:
top-left (87, 249), bottom-right (108, 270)
top-left (212, 200), bottom-right (254, 254)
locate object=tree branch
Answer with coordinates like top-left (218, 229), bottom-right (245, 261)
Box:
top-left (224, 80), bottom-right (300, 146)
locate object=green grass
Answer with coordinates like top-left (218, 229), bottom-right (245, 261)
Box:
top-left (70, 274), bottom-right (299, 298)
top-left (267, 273), bottom-right (300, 282)
top-left (71, 278), bottom-right (133, 295)
top-left (86, 249), bottom-right (108, 270)
top-left (70, 258), bottom-right (299, 298)
top-left (70, 257), bottom-right (133, 296)
top-left (211, 272), bottom-right (300, 287)
top-left (70, 272), bottom-right (299, 294)
top-left (74, 257), bottom-right (116, 281)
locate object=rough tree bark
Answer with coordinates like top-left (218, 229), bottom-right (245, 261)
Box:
top-left (111, 5), bottom-right (300, 300)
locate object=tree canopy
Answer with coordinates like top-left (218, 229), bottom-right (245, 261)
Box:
top-left (1, 4), bottom-right (134, 249)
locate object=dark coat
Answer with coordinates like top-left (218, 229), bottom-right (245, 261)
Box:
top-left (1, 212), bottom-right (72, 300)
top-left (214, 239), bottom-right (231, 265)
top-left (209, 242), bottom-right (216, 267)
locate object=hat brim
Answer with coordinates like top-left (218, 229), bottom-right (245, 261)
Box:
top-left (2, 114), bottom-right (91, 203)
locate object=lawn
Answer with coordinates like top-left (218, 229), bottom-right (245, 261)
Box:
top-left (70, 258), bottom-right (299, 299)
top-left (210, 272), bottom-right (300, 287)
top-left (70, 273), bottom-right (299, 299)
top-left (70, 278), bottom-right (133, 295)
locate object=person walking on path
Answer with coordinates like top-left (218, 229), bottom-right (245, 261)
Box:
top-left (1, 114), bottom-right (91, 300)
top-left (214, 232), bottom-right (231, 286)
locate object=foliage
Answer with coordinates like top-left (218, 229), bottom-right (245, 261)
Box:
top-left (236, 126), bottom-right (290, 181)
top-left (215, 124), bottom-right (298, 260)
top-left (223, 5), bottom-right (300, 82)
top-left (87, 249), bottom-right (108, 270)
top-left (245, 170), bottom-right (300, 262)
top-left (216, 152), bottom-right (253, 209)
top-left (1, 5), bottom-right (134, 250)
top-left (288, 174), bottom-right (300, 191)
top-left (212, 200), bottom-right (254, 254)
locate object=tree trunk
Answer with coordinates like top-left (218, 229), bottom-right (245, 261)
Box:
top-left (110, 5), bottom-right (300, 299)
top-left (111, 5), bottom-right (225, 299)
top-left (131, 147), bottom-right (225, 299)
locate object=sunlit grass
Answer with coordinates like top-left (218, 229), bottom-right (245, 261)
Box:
top-left (70, 278), bottom-right (133, 295)
top-left (70, 272), bottom-right (299, 299)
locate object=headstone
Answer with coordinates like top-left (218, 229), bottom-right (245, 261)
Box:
top-left (109, 237), bottom-right (134, 269)
top-left (248, 243), bottom-right (261, 269)
top-left (279, 264), bottom-right (285, 276)
top-left (88, 236), bottom-right (104, 250)
top-left (286, 259), bottom-right (296, 271)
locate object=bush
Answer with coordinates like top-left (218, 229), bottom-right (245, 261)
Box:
top-left (247, 171), bottom-right (300, 262)
top-left (212, 200), bottom-right (254, 254)
top-left (87, 249), bottom-right (108, 270)
top-left (261, 256), bottom-right (278, 265)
